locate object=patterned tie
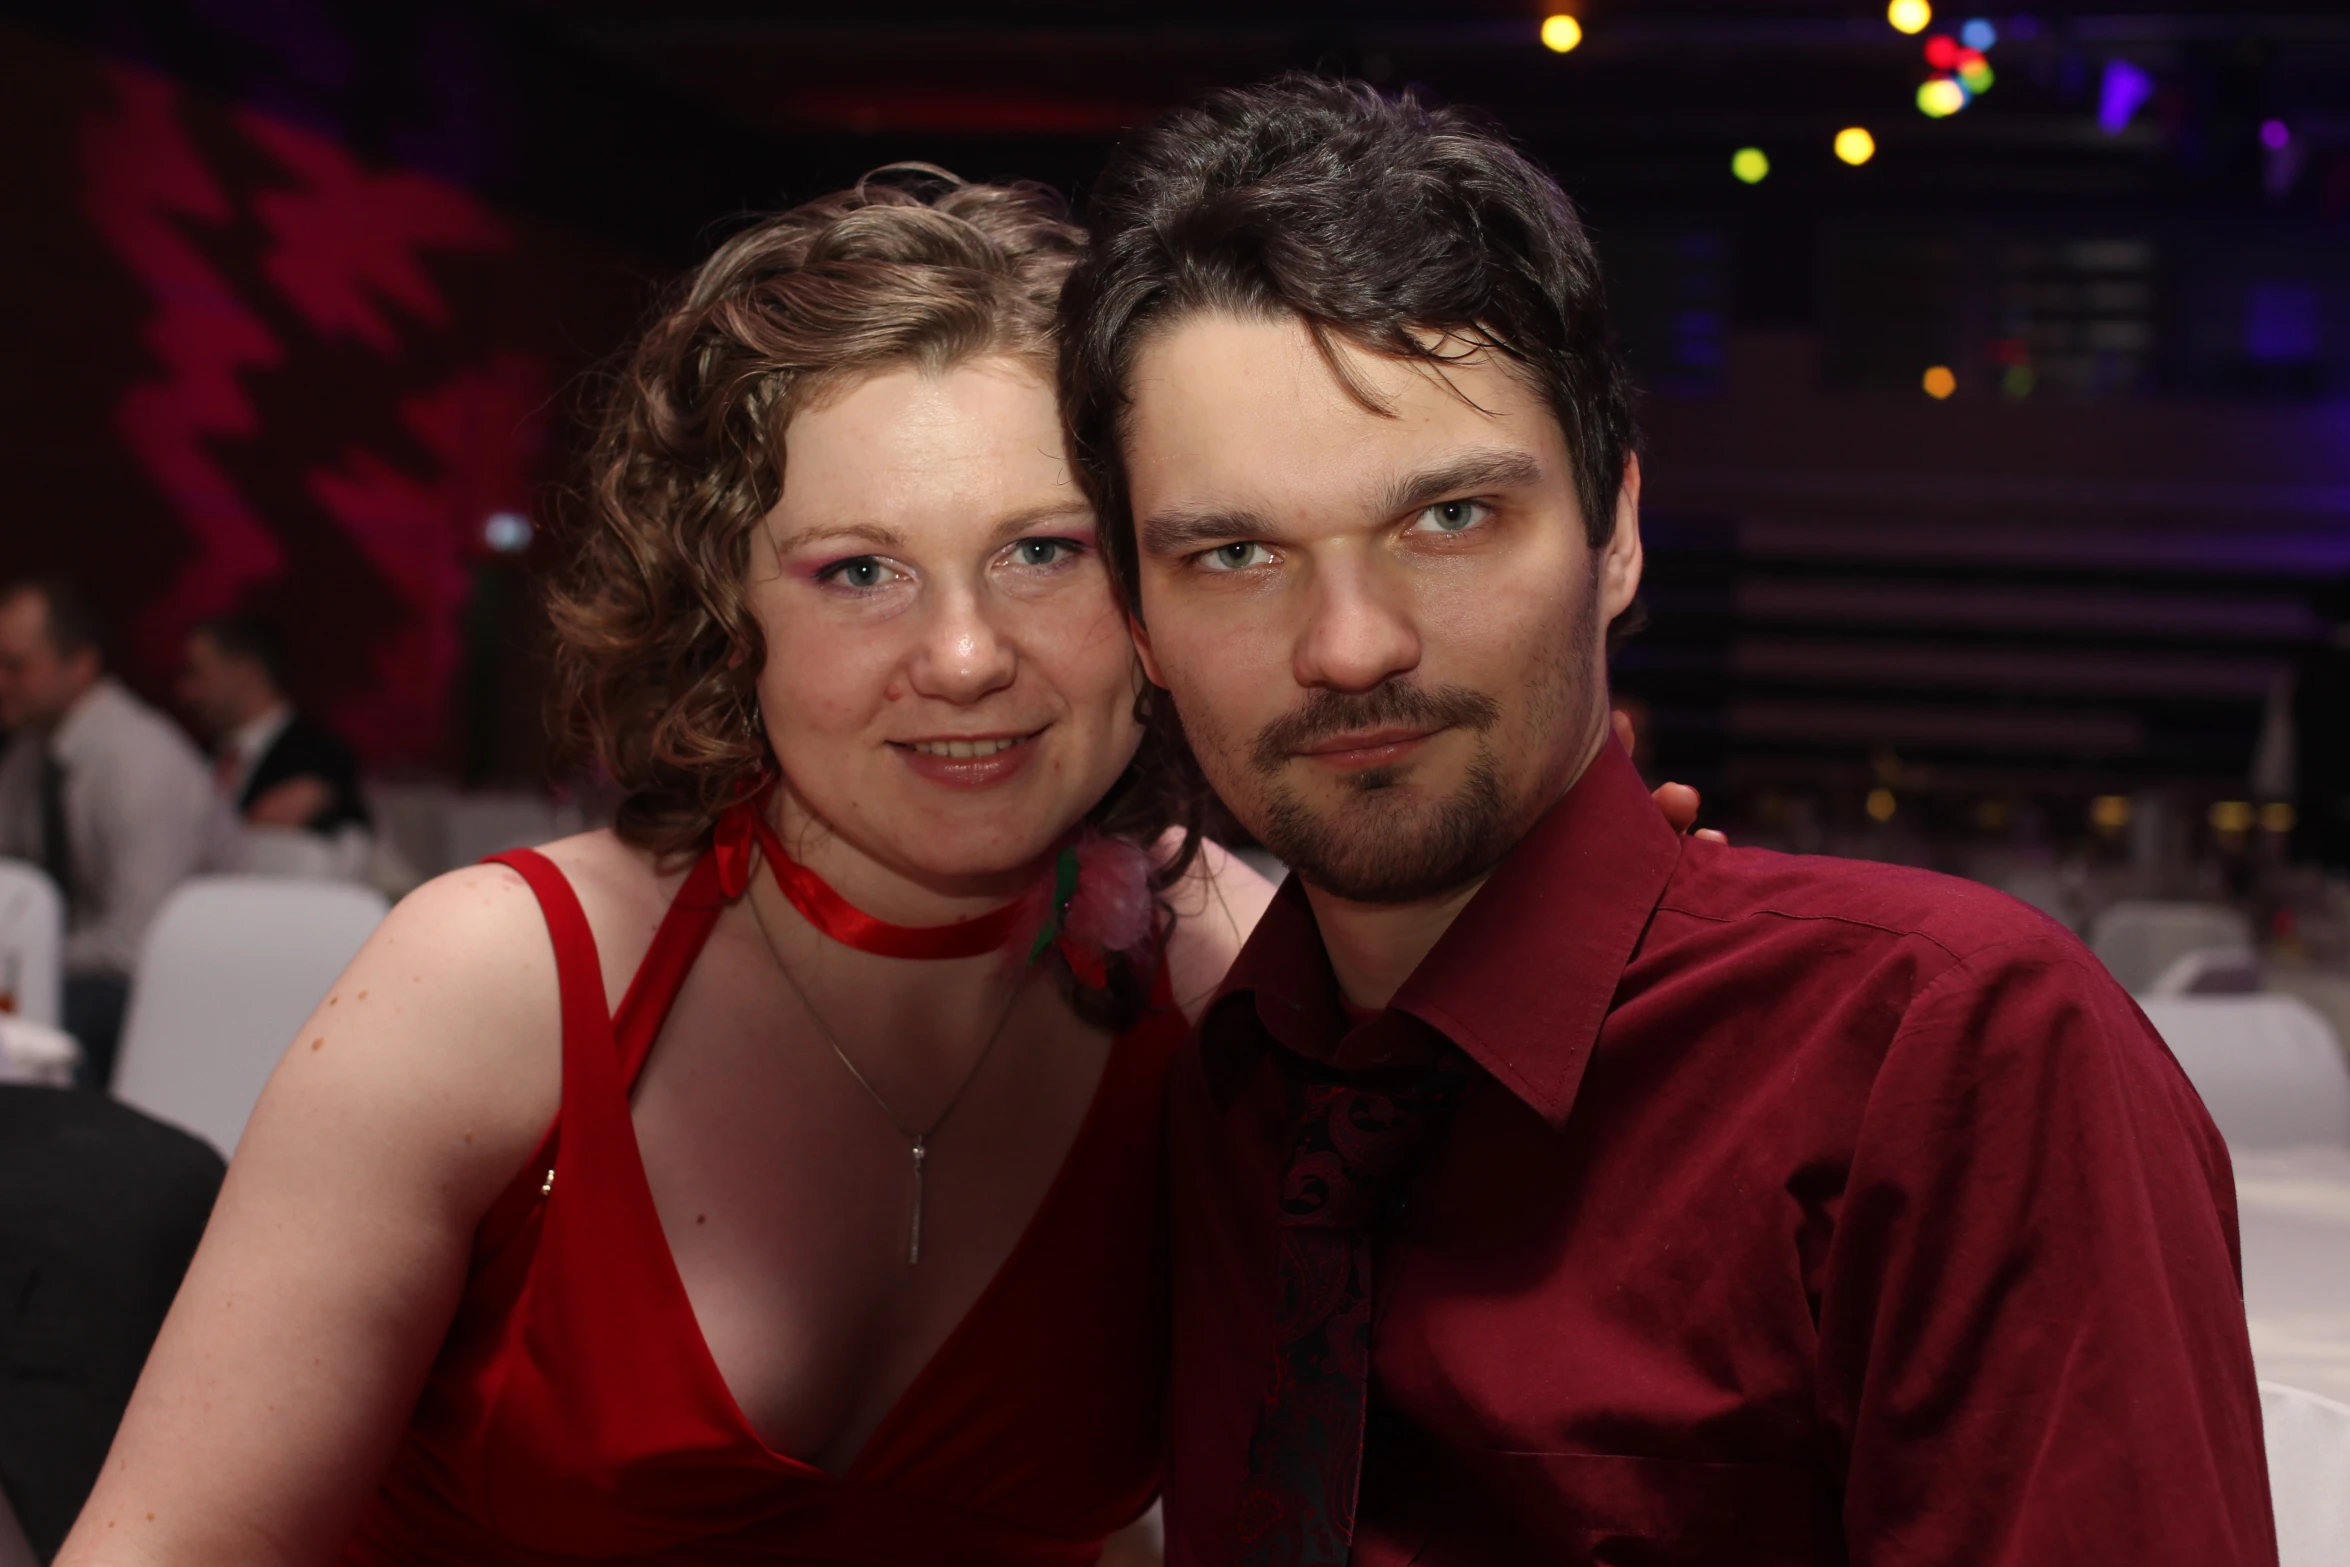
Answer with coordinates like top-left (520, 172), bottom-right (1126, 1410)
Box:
top-left (1233, 1046), bottom-right (1470, 1567)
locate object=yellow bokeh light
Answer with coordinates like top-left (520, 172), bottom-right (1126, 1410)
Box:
top-left (2090, 795), bottom-right (2132, 832)
top-left (1887, 0), bottom-right (1932, 35)
top-left (1917, 77), bottom-right (1967, 117)
top-left (2208, 800), bottom-right (2256, 834)
top-left (2260, 802), bottom-right (2298, 833)
top-left (1541, 15), bottom-right (1584, 53)
top-left (1922, 364), bottom-right (1956, 398)
top-left (1730, 146), bottom-right (1770, 184)
top-left (1866, 788), bottom-right (1898, 823)
top-left (1834, 126), bottom-right (1877, 165)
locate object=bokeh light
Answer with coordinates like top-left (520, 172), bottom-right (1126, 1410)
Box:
top-left (1960, 18), bottom-right (1997, 51)
top-left (1540, 15), bottom-right (1584, 53)
top-left (1834, 126), bottom-right (1877, 165)
top-left (1731, 146), bottom-right (1771, 184)
top-left (483, 510), bottom-right (534, 554)
top-left (1924, 35), bottom-right (1960, 70)
top-left (1887, 0), bottom-right (1932, 35)
top-left (2209, 800), bottom-right (2256, 835)
top-left (2098, 58), bottom-right (2155, 135)
top-left (2002, 363), bottom-right (2036, 398)
top-left (1917, 77), bottom-right (1967, 117)
top-left (2090, 795), bottom-right (2133, 832)
top-left (2260, 118), bottom-right (2291, 151)
top-left (1922, 365), bottom-right (1956, 399)
top-left (1956, 51), bottom-right (1994, 93)
top-left (2261, 802), bottom-right (2299, 834)
top-left (1866, 788), bottom-right (1899, 822)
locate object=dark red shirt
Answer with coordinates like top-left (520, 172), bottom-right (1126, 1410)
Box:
top-left (1167, 742), bottom-right (2276, 1566)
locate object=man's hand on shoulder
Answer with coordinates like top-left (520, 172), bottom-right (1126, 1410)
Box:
top-left (1613, 708), bottom-right (1725, 843)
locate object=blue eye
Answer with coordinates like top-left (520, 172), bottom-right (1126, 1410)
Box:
top-left (1198, 541), bottom-right (1273, 573)
top-left (816, 556), bottom-right (901, 590)
top-left (1410, 499), bottom-right (1490, 534)
top-left (1012, 537), bottom-right (1079, 567)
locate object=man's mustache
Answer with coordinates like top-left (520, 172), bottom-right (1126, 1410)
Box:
top-left (1249, 681), bottom-right (1502, 774)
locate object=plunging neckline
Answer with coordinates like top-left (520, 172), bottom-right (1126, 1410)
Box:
top-left (343, 843), bottom-right (1178, 1566)
top-left (587, 909), bottom-right (1129, 1482)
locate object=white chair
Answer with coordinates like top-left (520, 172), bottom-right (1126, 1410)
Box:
top-left (0, 858), bottom-right (63, 1026)
top-left (2234, 1145), bottom-right (2350, 1405)
top-left (236, 822), bottom-right (374, 883)
top-left (2146, 945), bottom-right (2263, 996)
top-left (2089, 900), bottom-right (2255, 994)
top-left (2138, 996), bottom-right (2350, 1151)
top-left (112, 877), bottom-right (388, 1157)
top-left (2262, 1381), bottom-right (2350, 1567)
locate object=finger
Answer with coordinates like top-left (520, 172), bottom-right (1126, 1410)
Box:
top-left (1651, 781), bottom-right (1700, 834)
top-left (1695, 828), bottom-right (1729, 844)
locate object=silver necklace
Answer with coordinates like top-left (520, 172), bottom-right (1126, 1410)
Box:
top-left (746, 883), bottom-right (1030, 1265)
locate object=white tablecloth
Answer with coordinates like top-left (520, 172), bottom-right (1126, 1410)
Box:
top-left (0, 1014), bottom-right (78, 1085)
top-left (2236, 1144), bottom-right (2350, 1404)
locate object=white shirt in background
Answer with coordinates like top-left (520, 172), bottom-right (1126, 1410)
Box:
top-left (0, 678), bottom-right (237, 978)
top-left (217, 701), bottom-right (293, 804)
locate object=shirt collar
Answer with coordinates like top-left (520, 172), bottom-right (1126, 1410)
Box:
top-left (227, 702), bottom-right (293, 767)
top-left (1204, 738), bottom-right (1683, 1128)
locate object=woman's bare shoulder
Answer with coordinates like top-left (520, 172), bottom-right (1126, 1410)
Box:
top-left (257, 829), bottom-right (670, 1132)
top-left (1158, 836), bottom-right (1280, 1024)
top-left (279, 860), bottom-right (566, 1111)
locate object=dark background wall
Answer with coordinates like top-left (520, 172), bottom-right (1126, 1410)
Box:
top-left (2, 1), bottom-right (2345, 840)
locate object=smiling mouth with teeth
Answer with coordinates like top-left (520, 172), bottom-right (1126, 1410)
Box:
top-left (903, 734), bottom-right (1035, 759)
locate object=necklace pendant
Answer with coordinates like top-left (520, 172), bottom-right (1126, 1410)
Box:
top-left (907, 1137), bottom-right (927, 1266)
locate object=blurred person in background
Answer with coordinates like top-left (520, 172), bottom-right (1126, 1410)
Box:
top-left (0, 578), bottom-right (230, 1087)
top-left (178, 614), bottom-right (368, 838)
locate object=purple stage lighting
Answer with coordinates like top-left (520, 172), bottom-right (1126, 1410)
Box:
top-left (2098, 58), bottom-right (2154, 135)
top-left (2259, 119), bottom-right (2290, 151)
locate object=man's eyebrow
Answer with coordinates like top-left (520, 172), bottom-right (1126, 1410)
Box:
top-left (1133, 449), bottom-right (1545, 558)
top-left (1138, 505), bottom-right (1275, 558)
top-left (1379, 449), bottom-right (1549, 519)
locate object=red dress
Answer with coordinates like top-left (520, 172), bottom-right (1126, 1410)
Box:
top-left (339, 844), bottom-right (1177, 1566)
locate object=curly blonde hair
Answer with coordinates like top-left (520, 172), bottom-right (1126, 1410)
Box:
top-left (551, 168), bottom-right (1075, 853)
top-left (550, 165), bottom-right (1210, 929)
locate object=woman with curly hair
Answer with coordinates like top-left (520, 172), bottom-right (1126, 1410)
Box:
top-left (58, 167), bottom-right (1266, 1567)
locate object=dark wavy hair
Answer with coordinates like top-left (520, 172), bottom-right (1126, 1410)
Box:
top-left (1059, 74), bottom-right (1641, 627)
top-left (549, 167), bottom-right (1210, 972)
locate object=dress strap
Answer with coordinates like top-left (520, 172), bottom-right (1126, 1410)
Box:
top-left (610, 848), bottom-right (729, 1087)
top-left (484, 849), bottom-right (618, 1064)
top-left (470, 846), bottom-right (732, 1262)
top-left (469, 849), bottom-right (620, 1260)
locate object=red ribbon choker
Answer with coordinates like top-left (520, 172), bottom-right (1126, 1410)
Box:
top-left (711, 791), bottom-right (1026, 961)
